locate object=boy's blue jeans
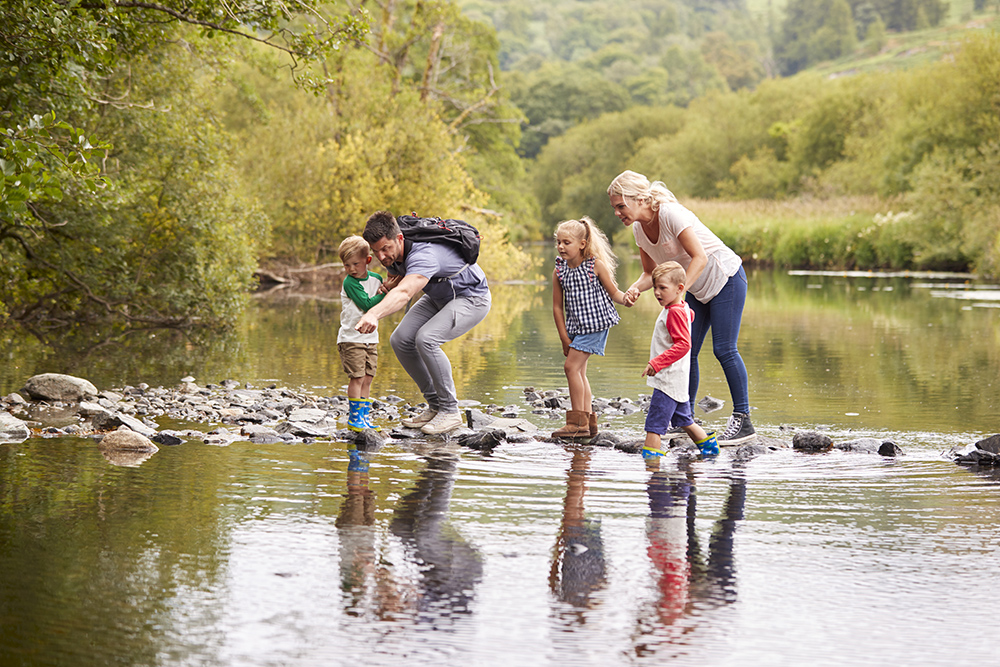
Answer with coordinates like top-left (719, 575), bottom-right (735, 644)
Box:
top-left (686, 266), bottom-right (750, 415)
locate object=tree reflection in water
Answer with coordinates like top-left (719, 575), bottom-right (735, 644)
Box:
top-left (635, 458), bottom-right (746, 656)
top-left (549, 445), bottom-right (607, 625)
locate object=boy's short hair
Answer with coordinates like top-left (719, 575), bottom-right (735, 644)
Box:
top-left (652, 261), bottom-right (686, 286)
top-left (338, 235), bottom-right (371, 263)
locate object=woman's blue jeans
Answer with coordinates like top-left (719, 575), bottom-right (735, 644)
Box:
top-left (685, 266), bottom-right (750, 415)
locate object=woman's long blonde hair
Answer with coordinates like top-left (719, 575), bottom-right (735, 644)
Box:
top-left (555, 216), bottom-right (618, 278)
top-left (606, 169), bottom-right (677, 212)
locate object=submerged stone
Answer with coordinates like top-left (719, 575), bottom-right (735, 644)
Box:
top-left (793, 431), bottom-right (833, 452)
top-left (0, 412), bottom-right (31, 443)
top-left (99, 427), bottom-right (158, 453)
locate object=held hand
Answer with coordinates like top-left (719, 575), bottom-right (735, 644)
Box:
top-left (383, 274), bottom-right (402, 291)
top-left (624, 287), bottom-right (640, 306)
top-left (642, 363), bottom-right (656, 377)
top-left (356, 312), bottom-right (378, 335)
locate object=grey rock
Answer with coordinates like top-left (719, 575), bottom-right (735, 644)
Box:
top-left (275, 421), bottom-right (330, 438)
top-left (733, 442), bottom-right (779, 462)
top-left (458, 429), bottom-right (505, 452)
top-left (613, 438), bottom-right (644, 454)
top-left (78, 401), bottom-right (110, 417)
top-left (834, 438), bottom-right (881, 454)
top-left (287, 407), bottom-right (325, 423)
top-left (23, 373), bottom-right (98, 402)
top-left (975, 434), bottom-right (1000, 454)
top-left (0, 412), bottom-right (31, 443)
top-left (697, 395), bottom-right (725, 414)
top-left (4, 393), bottom-right (28, 406)
top-left (351, 428), bottom-right (387, 450)
top-left (793, 431), bottom-right (833, 452)
top-left (590, 431), bottom-right (622, 447)
top-left (99, 427), bottom-right (158, 453)
top-left (151, 432), bottom-right (184, 446)
top-left (878, 441), bottom-right (903, 457)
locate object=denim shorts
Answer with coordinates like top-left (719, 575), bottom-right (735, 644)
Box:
top-left (645, 388), bottom-right (694, 435)
top-left (569, 329), bottom-right (609, 356)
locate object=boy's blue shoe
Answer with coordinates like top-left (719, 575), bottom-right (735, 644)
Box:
top-left (347, 398), bottom-right (365, 432)
top-left (360, 398), bottom-right (381, 432)
top-left (695, 431), bottom-right (719, 457)
top-left (642, 445), bottom-right (666, 459)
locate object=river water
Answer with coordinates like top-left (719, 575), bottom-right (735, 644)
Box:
top-left (2, 259), bottom-right (1000, 666)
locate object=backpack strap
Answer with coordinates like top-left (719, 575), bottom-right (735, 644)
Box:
top-left (430, 263), bottom-right (470, 283)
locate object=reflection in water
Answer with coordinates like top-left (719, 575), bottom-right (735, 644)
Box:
top-left (550, 446), bottom-right (606, 624)
top-left (336, 446), bottom-right (385, 617)
top-left (635, 459), bottom-right (746, 656)
top-left (389, 451), bottom-right (483, 622)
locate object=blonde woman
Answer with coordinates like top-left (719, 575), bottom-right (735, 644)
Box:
top-left (607, 170), bottom-right (755, 445)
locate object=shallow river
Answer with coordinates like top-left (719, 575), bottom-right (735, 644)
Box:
top-left (2, 261), bottom-right (1000, 666)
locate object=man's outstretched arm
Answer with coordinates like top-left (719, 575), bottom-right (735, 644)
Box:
top-left (355, 273), bottom-right (429, 333)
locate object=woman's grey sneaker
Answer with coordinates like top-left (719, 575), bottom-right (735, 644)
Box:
top-left (718, 412), bottom-right (755, 444)
top-left (401, 407), bottom-right (437, 428)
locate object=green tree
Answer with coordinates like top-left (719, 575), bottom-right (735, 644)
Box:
top-left (775, 0), bottom-right (858, 74)
top-left (0, 0), bottom-right (366, 328)
top-left (532, 105), bottom-right (687, 234)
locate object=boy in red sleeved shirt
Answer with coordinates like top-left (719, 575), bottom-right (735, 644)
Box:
top-left (641, 261), bottom-right (719, 459)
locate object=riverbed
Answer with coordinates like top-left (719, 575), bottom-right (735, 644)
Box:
top-left (1, 265), bottom-right (999, 665)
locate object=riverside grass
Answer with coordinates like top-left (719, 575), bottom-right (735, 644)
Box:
top-left (647, 196), bottom-right (926, 272)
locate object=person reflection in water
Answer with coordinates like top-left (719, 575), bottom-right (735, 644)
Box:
top-left (550, 446), bottom-right (607, 623)
top-left (390, 451), bottom-right (483, 621)
top-left (336, 445), bottom-right (410, 619)
top-left (636, 459), bottom-right (746, 654)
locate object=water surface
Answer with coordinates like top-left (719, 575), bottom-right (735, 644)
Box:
top-left (2, 263), bottom-right (999, 665)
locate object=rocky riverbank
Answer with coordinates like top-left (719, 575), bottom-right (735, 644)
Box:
top-left (6, 372), bottom-right (993, 469)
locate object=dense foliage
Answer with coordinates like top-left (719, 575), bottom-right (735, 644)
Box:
top-left (0, 0), bottom-right (365, 328)
top-left (532, 30), bottom-right (1000, 275)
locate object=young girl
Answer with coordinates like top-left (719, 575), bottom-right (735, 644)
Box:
top-left (552, 217), bottom-right (629, 439)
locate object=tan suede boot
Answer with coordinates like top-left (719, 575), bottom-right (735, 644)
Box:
top-left (589, 412), bottom-right (598, 437)
top-left (552, 410), bottom-right (591, 439)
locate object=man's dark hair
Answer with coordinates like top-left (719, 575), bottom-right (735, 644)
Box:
top-left (363, 211), bottom-right (400, 246)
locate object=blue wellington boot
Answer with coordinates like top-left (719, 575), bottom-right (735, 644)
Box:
top-left (642, 442), bottom-right (666, 458)
top-left (347, 398), bottom-right (365, 432)
top-left (695, 431), bottom-right (719, 457)
top-left (359, 398), bottom-right (381, 432)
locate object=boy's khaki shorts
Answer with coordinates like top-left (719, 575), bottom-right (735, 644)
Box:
top-left (338, 342), bottom-right (378, 378)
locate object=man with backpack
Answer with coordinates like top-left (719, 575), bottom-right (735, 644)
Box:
top-left (356, 210), bottom-right (492, 434)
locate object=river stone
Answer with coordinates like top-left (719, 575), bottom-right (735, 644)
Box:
top-left (878, 441), bottom-right (903, 457)
top-left (0, 412), bottom-right (31, 443)
top-left (99, 427), bottom-right (158, 453)
top-left (93, 411), bottom-right (157, 437)
top-left (974, 434), bottom-right (1000, 454)
top-left (78, 401), bottom-right (110, 417)
top-left (4, 392), bottom-right (28, 406)
top-left (458, 428), bottom-right (505, 452)
top-left (151, 432), bottom-right (184, 446)
top-left (734, 442), bottom-right (773, 462)
top-left (23, 373), bottom-right (98, 402)
top-left (349, 428), bottom-right (386, 450)
top-left (288, 407), bottom-right (325, 423)
top-left (697, 395), bottom-right (725, 414)
top-left (834, 438), bottom-right (881, 453)
top-left (276, 421), bottom-right (329, 438)
top-left (793, 431), bottom-right (833, 452)
top-left (613, 438), bottom-right (644, 454)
